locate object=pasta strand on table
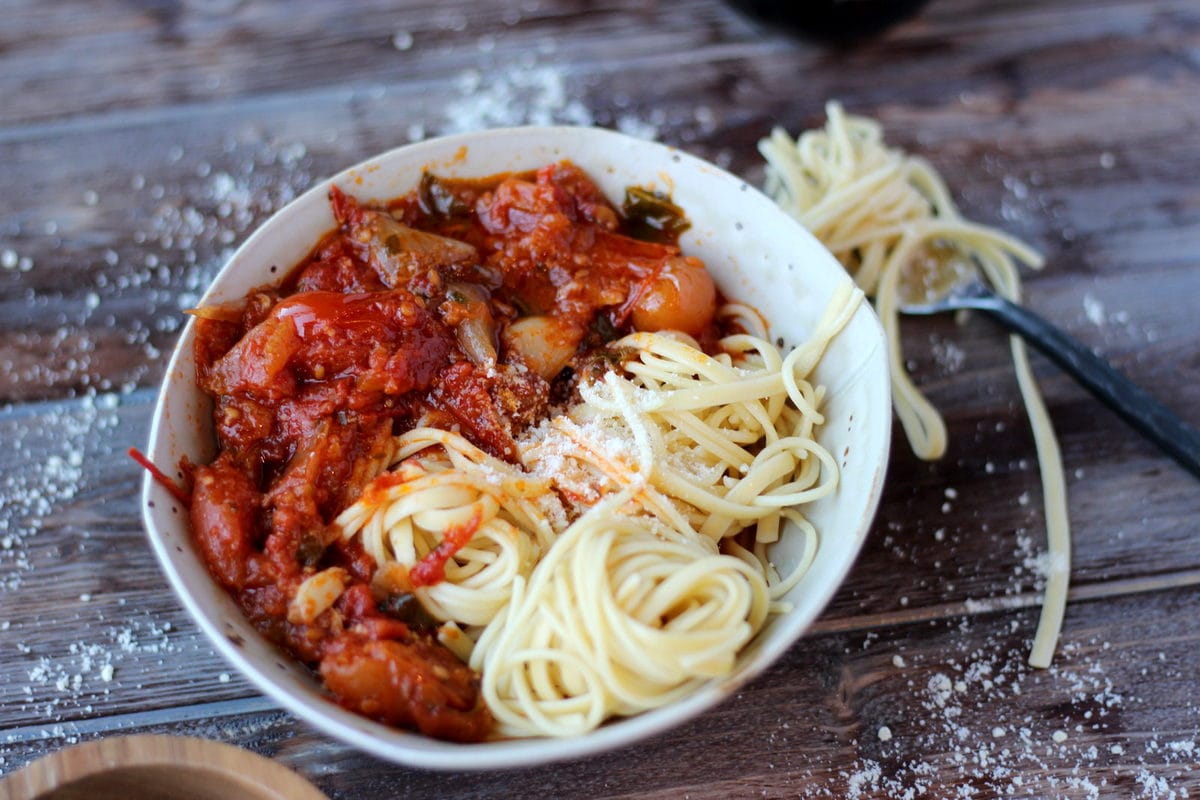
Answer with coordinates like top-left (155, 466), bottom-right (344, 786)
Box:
top-left (759, 101), bottom-right (1069, 667)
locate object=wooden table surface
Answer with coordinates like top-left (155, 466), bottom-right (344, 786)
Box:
top-left (2, 1), bottom-right (1199, 796)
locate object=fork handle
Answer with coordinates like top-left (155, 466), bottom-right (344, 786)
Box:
top-left (974, 295), bottom-right (1200, 480)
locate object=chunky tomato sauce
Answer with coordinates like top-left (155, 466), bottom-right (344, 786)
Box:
top-left (188, 162), bottom-right (719, 741)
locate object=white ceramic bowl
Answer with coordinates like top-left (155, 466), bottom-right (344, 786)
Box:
top-left (142, 126), bottom-right (891, 769)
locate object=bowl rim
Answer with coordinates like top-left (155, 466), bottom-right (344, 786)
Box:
top-left (141, 124), bottom-right (891, 770)
top-left (0, 734), bottom-right (329, 800)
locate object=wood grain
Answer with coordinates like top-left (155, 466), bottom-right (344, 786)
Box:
top-left (1, 0), bottom-right (1198, 796)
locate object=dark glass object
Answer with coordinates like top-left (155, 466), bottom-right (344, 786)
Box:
top-left (728, 0), bottom-right (932, 41)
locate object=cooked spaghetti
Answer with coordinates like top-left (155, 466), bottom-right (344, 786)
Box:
top-left (335, 428), bottom-right (557, 627)
top-left (759, 102), bottom-right (1069, 667)
top-left (472, 506), bottom-right (771, 737)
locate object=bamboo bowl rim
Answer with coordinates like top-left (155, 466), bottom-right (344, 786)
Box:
top-left (0, 734), bottom-right (328, 800)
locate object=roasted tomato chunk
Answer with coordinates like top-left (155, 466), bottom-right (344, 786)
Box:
top-left (320, 636), bottom-right (491, 742)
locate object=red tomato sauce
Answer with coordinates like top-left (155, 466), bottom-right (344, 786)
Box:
top-left (187, 161), bottom-right (720, 742)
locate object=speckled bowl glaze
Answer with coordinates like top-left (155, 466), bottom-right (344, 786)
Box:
top-left (142, 126), bottom-right (891, 769)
